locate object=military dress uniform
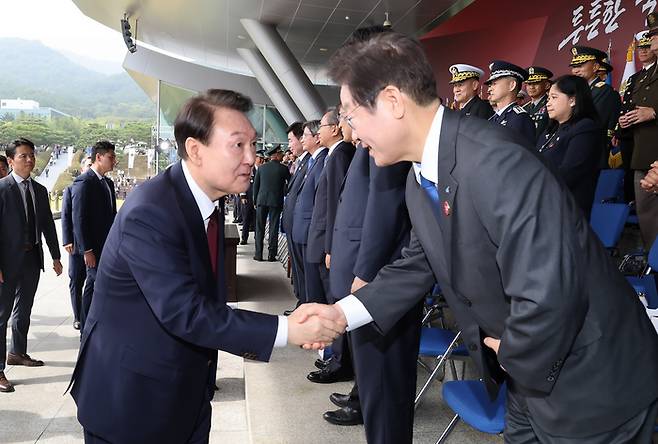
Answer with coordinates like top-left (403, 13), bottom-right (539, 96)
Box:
top-left (448, 63), bottom-right (494, 120)
top-left (523, 66), bottom-right (553, 143)
top-left (630, 15), bottom-right (658, 247)
top-left (570, 46), bottom-right (622, 167)
top-left (485, 61), bottom-right (535, 145)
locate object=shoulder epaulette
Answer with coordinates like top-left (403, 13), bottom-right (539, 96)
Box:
top-left (513, 106), bottom-right (527, 114)
top-left (595, 81), bottom-right (606, 88)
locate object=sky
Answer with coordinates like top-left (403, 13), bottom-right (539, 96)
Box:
top-left (0, 0), bottom-right (127, 64)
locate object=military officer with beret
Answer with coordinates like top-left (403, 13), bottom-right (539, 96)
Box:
top-left (485, 60), bottom-right (536, 144)
top-left (523, 66), bottom-right (553, 142)
top-left (620, 14), bottom-right (658, 248)
top-left (570, 45), bottom-right (622, 167)
top-left (449, 63), bottom-right (494, 119)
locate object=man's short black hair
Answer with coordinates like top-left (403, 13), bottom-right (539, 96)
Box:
top-left (6, 138), bottom-right (35, 159)
top-left (286, 122), bottom-right (304, 139)
top-left (91, 141), bottom-right (115, 163)
top-left (329, 32), bottom-right (439, 109)
top-left (0, 155), bottom-right (8, 169)
top-left (174, 89), bottom-right (253, 159)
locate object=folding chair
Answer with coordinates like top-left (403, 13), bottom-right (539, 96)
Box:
top-left (435, 380), bottom-right (506, 444)
top-left (620, 237), bottom-right (658, 309)
top-left (415, 327), bottom-right (469, 408)
top-left (590, 203), bottom-right (630, 251)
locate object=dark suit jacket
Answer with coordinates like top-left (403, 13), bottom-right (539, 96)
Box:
top-left (523, 95), bottom-right (549, 142)
top-left (460, 95), bottom-right (494, 120)
top-left (354, 108), bottom-right (658, 437)
top-left (71, 169), bottom-right (117, 256)
top-left (61, 185), bottom-right (74, 247)
top-left (291, 149), bottom-right (328, 245)
top-left (630, 63), bottom-right (658, 170)
top-left (70, 161), bottom-right (279, 443)
top-left (0, 175), bottom-right (60, 279)
top-left (537, 118), bottom-right (602, 217)
top-left (281, 154), bottom-right (311, 235)
top-left (307, 141), bottom-right (355, 263)
top-left (253, 160), bottom-right (290, 207)
top-left (329, 146), bottom-right (411, 299)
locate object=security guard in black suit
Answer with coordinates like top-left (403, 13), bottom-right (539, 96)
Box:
top-left (485, 60), bottom-right (536, 145)
top-left (523, 66), bottom-right (553, 142)
top-left (252, 146), bottom-right (290, 261)
top-left (570, 45), bottom-right (622, 167)
top-left (448, 63), bottom-right (494, 119)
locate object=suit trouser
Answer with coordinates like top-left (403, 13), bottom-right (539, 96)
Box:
top-left (255, 205), bottom-right (282, 259)
top-left (505, 381), bottom-right (658, 443)
top-left (302, 250), bottom-right (327, 304)
top-left (0, 249), bottom-right (41, 372)
top-left (80, 266), bottom-right (98, 332)
top-left (68, 253), bottom-right (86, 323)
top-left (240, 203), bottom-right (255, 242)
top-left (634, 170), bottom-right (658, 249)
top-left (290, 241), bottom-right (306, 303)
top-left (326, 292), bottom-right (353, 375)
top-left (351, 302), bottom-right (423, 444)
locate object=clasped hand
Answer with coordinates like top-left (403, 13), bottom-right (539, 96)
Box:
top-left (287, 303), bottom-right (347, 350)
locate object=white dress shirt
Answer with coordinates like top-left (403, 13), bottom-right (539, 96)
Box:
top-left (182, 160), bottom-right (288, 346)
top-left (336, 105), bottom-right (445, 331)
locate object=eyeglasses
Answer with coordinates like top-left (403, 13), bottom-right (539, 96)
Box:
top-left (318, 123), bottom-right (337, 129)
top-left (339, 104), bottom-right (362, 130)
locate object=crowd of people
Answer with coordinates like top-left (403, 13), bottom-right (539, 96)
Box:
top-left (0, 12), bottom-right (657, 444)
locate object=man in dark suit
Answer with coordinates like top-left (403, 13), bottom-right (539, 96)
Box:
top-left (69, 89), bottom-right (344, 443)
top-left (306, 107), bottom-right (356, 384)
top-left (305, 32), bottom-right (658, 443)
top-left (448, 63), bottom-right (494, 119)
top-left (281, 122), bottom-right (311, 313)
top-left (570, 45), bottom-right (622, 167)
top-left (291, 121), bottom-right (328, 304)
top-left (523, 66), bottom-right (552, 142)
top-left (485, 61), bottom-right (536, 145)
top-left (0, 138), bottom-right (63, 393)
top-left (252, 145), bottom-right (290, 261)
top-left (72, 141), bottom-right (117, 332)
top-left (238, 170), bottom-right (255, 245)
top-left (62, 156), bottom-right (92, 330)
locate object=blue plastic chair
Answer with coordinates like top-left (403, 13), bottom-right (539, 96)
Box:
top-left (435, 380), bottom-right (506, 443)
top-left (415, 327), bottom-right (469, 408)
top-left (593, 169), bottom-right (625, 204)
top-left (590, 203), bottom-right (630, 249)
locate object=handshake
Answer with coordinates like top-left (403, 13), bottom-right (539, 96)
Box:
top-left (286, 303), bottom-right (348, 349)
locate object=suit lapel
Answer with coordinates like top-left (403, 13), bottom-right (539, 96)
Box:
top-left (8, 176), bottom-right (28, 227)
top-left (435, 109), bottom-right (461, 280)
top-left (168, 162), bottom-right (215, 290)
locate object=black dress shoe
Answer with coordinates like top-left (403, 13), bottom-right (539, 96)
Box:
top-left (267, 257), bottom-right (277, 262)
top-left (307, 367), bottom-right (353, 384)
top-left (315, 358), bottom-right (331, 370)
top-left (239, 240), bottom-right (247, 245)
top-left (253, 256), bottom-right (264, 261)
top-left (330, 392), bottom-right (359, 409)
top-left (322, 406), bottom-right (363, 426)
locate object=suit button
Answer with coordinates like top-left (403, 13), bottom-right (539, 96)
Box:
top-left (468, 343), bottom-right (478, 352)
top-left (547, 375), bottom-right (555, 382)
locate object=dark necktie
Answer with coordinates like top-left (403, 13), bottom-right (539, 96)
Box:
top-left (420, 174), bottom-right (442, 223)
top-left (207, 208), bottom-right (219, 276)
top-left (23, 181), bottom-right (37, 245)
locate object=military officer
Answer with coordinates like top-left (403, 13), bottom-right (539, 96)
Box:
top-left (485, 60), bottom-right (536, 145)
top-left (523, 66), bottom-right (552, 142)
top-left (449, 63), bottom-right (494, 119)
top-left (620, 14), bottom-right (658, 248)
top-left (570, 45), bottom-right (622, 167)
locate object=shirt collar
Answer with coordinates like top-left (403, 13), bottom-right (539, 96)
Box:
top-left (460, 96), bottom-right (475, 109)
top-left (413, 105), bottom-right (445, 185)
top-left (532, 95), bottom-right (546, 106)
top-left (311, 146), bottom-right (328, 160)
top-left (11, 171), bottom-right (30, 185)
top-left (90, 166), bottom-right (104, 180)
top-left (181, 160), bottom-right (217, 222)
top-left (327, 139), bottom-right (343, 157)
top-left (298, 151), bottom-right (309, 161)
top-left (645, 62), bottom-right (656, 71)
top-left (496, 101), bottom-right (515, 116)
